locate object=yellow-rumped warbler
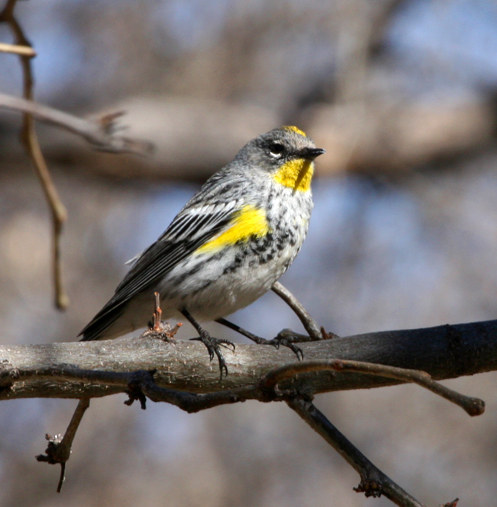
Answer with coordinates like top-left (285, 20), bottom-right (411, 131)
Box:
top-left (80, 126), bottom-right (325, 375)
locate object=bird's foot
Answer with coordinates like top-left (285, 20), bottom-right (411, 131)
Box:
top-left (268, 327), bottom-right (338, 359)
top-left (190, 331), bottom-right (235, 379)
top-left (267, 330), bottom-right (304, 361)
top-left (182, 309), bottom-right (235, 379)
top-left (215, 318), bottom-right (304, 360)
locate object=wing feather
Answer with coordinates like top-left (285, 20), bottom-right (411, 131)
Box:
top-left (79, 201), bottom-right (238, 339)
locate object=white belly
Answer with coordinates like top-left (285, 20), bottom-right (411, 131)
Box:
top-left (158, 241), bottom-right (298, 321)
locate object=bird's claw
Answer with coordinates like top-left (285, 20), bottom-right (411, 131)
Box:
top-left (190, 334), bottom-right (234, 379)
top-left (268, 333), bottom-right (304, 360)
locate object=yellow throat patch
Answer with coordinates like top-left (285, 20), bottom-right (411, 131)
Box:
top-left (273, 158), bottom-right (314, 193)
top-left (196, 205), bottom-right (270, 254)
top-left (273, 126), bottom-right (314, 192)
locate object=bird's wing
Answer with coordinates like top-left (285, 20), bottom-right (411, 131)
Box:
top-left (115, 200), bottom-right (240, 298)
top-left (79, 199), bottom-right (240, 339)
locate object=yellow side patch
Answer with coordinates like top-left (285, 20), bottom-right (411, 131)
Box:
top-left (196, 205), bottom-right (270, 254)
top-left (283, 125), bottom-right (307, 137)
top-left (273, 159), bottom-right (314, 193)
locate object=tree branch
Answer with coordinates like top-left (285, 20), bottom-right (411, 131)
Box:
top-left (272, 281), bottom-right (325, 340)
top-left (263, 359), bottom-right (484, 416)
top-left (287, 397), bottom-right (426, 507)
top-left (0, 93), bottom-right (154, 156)
top-left (0, 319), bottom-right (495, 401)
top-left (36, 398), bottom-right (90, 492)
top-left (0, 41), bottom-right (36, 56)
top-left (0, 2), bottom-right (69, 310)
top-left (2, 319), bottom-right (489, 504)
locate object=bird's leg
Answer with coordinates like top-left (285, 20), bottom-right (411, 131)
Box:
top-left (181, 309), bottom-right (235, 379)
top-left (216, 317), bottom-right (304, 361)
top-left (215, 283), bottom-right (338, 361)
top-left (216, 318), bottom-right (270, 345)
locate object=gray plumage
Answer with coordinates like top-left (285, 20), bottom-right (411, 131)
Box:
top-left (80, 127), bottom-right (324, 342)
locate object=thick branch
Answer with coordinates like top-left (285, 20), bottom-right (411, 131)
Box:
top-left (0, 319), bottom-right (496, 400)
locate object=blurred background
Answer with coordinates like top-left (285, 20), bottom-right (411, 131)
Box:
top-left (1, 0), bottom-right (497, 506)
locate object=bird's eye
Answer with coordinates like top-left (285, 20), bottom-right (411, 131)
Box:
top-left (269, 143), bottom-right (285, 159)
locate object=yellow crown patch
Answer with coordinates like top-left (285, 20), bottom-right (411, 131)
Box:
top-left (283, 126), bottom-right (307, 137)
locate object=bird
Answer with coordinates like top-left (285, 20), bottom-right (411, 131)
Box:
top-left (79, 126), bottom-right (325, 376)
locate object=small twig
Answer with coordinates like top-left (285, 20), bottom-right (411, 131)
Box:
top-left (264, 359), bottom-right (485, 417)
top-left (0, 0), bottom-right (15, 20)
top-left (0, 1), bottom-right (151, 310)
top-left (0, 93), bottom-right (154, 155)
top-left (272, 282), bottom-right (330, 340)
top-left (125, 370), bottom-right (252, 413)
top-left (0, 362), bottom-right (261, 409)
top-left (152, 291), bottom-right (163, 331)
top-left (142, 292), bottom-right (182, 340)
top-left (288, 397), bottom-right (426, 507)
top-left (24, 117), bottom-right (69, 310)
top-left (1, 3), bottom-right (69, 310)
top-left (36, 398), bottom-right (90, 492)
top-left (0, 41), bottom-right (36, 56)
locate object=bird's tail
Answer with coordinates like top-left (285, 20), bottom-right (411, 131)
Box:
top-left (78, 304), bottom-right (125, 341)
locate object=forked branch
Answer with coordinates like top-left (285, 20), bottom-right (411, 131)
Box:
top-left (0, 0), bottom-right (68, 309)
top-left (21, 336), bottom-right (482, 503)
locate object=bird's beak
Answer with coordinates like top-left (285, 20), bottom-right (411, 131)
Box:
top-left (300, 147), bottom-right (326, 161)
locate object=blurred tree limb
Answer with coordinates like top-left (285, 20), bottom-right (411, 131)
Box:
top-left (0, 41), bottom-right (36, 56)
top-left (1, 93), bottom-right (490, 182)
top-left (0, 0), bottom-right (153, 314)
top-left (0, 0), bottom-right (69, 310)
top-left (0, 93), bottom-right (154, 156)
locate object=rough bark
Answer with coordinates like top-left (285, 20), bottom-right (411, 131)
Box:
top-left (1, 319), bottom-right (495, 401)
